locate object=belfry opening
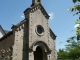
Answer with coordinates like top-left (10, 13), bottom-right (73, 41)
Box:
top-left (37, 0), bottom-right (40, 2)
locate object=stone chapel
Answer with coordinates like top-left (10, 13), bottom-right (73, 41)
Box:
top-left (0, 0), bottom-right (57, 60)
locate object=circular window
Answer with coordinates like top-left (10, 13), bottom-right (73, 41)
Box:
top-left (36, 25), bottom-right (44, 35)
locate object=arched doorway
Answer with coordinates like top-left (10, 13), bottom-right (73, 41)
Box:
top-left (34, 46), bottom-right (43, 60)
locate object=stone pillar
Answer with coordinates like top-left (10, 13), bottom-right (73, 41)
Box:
top-left (47, 53), bottom-right (51, 60)
top-left (29, 51), bottom-right (34, 60)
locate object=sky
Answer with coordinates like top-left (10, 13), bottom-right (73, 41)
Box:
top-left (0, 0), bottom-right (78, 51)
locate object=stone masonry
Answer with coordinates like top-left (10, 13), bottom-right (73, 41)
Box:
top-left (0, 0), bottom-right (57, 60)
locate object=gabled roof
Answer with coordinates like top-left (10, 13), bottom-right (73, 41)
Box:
top-left (49, 28), bottom-right (57, 40)
top-left (11, 19), bottom-right (27, 29)
top-left (4, 30), bottom-right (9, 34)
top-left (0, 25), bottom-right (9, 34)
top-left (0, 25), bottom-right (10, 40)
top-left (0, 25), bottom-right (12, 40)
top-left (0, 31), bottom-right (13, 41)
top-left (0, 25), bottom-right (6, 35)
top-left (24, 4), bottom-right (50, 19)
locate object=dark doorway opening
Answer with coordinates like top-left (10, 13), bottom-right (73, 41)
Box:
top-left (34, 46), bottom-right (43, 60)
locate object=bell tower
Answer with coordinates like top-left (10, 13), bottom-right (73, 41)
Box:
top-left (32, 0), bottom-right (41, 6)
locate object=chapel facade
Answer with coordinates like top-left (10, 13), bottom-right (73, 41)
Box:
top-left (0, 0), bottom-right (57, 60)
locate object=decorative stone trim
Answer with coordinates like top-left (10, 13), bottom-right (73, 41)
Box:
top-left (35, 25), bottom-right (44, 36)
top-left (30, 41), bottom-right (52, 52)
top-left (30, 4), bottom-right (49, 19)
top-left (15, 24), bottom-right (24, 32)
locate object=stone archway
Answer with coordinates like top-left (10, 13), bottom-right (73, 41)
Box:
top-left (30, 41), bottom-right (51, 52)
top-left (34, 46), bottom-right (43, 60)
top-left (34, 46), bottom-right (47, 60)
top-left (29, 41), bottom-right (52, 60)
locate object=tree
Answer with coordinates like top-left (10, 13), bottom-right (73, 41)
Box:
top-left (58, 36), bottom-right (80, 60)
top-left (65, 36), bottom-right (80, 60)
top-left (57, 49), bottom-right (68, 60)
top-left (57, 0), bottom-right (80, 59)
top-left (69, 0), bottom-right (80, 40)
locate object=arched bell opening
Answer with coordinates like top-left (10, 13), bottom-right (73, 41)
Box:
top-left (34, 46), bottom-right (47, 60)
top-left (38, 0), bottom-right (40, 2)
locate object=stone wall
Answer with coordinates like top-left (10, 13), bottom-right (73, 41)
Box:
top-left (12, 23), bottom-right (25, 60)
top-left (0, 32), bottom-right (14, 60)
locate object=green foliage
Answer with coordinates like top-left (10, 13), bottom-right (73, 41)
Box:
top-left (69, 1), bottom-right (80, 15)
top-left (58, 0), bottom-right (80, 60)
top-left (65, 37), bottom-right (80, 59)
top-left (75, 19), bottom-right (80, 40)
top-left (57, 49), bottom-right (69, 60)
top-left (73, 0), bottom-right (80, 3)
top-left (58, 36), bottom-right (80, 60)
top-left (73, 0), bottom-right (77, 3)
top-left (69, 0), bottom-right (80, 40)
